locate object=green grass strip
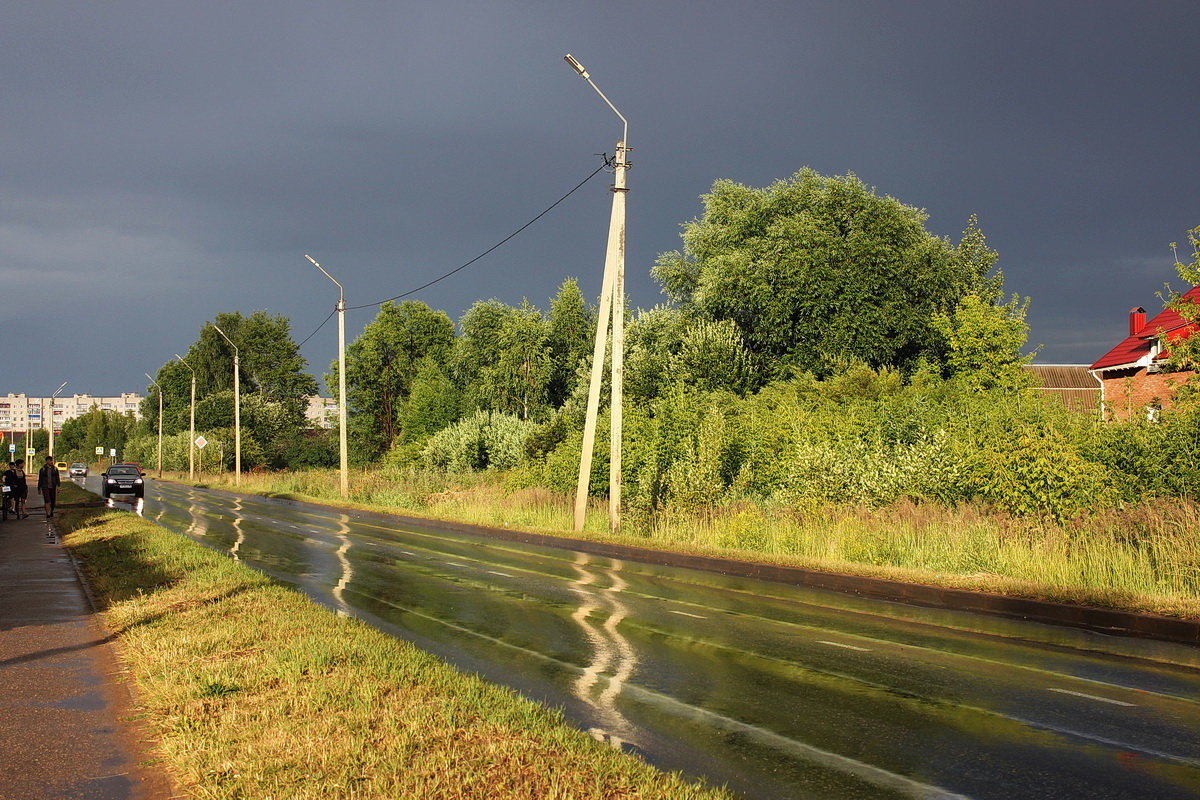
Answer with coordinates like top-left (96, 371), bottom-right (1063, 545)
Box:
top-left (60, 508), bottom-right (732, 800)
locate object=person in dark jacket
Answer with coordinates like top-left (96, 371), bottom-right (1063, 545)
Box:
top-left (1, 462), bottom-right (16, 519)
top-left (12, 459), bottom-right (28, 518)
top-left (38, 456), bottom-right (62, 519)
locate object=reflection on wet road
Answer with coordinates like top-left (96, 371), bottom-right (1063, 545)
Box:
top-left (103, 478), bottom-right (1200, 799)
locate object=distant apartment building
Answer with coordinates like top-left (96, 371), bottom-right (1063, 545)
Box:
top-left (306, 396), bottom-right (338, 429)
top-left (0, 393), bottom-right (144, 434)
top-left (0, 392), bottom-right (336, 433)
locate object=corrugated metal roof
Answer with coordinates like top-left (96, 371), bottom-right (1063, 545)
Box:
top-left (1023, 364), bottom-right (1097, 390)
top-left (1023, 364), bottom-right (1100, 412)
top-left (1089, 286), bottom-right (1200, 371)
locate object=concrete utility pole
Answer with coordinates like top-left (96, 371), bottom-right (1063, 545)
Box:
top-left (564, 53), bottom-right (629, 534)
top-left (145, 373), bottom-right (163, 478)
top-left (211, 323), bottom-right (241, 486)
top-left (176, 354), bottom-right (196, 481)
top-left (47, 381), bottom-right (67, 458)
top-left (306, 255), bottom-right (349, 499)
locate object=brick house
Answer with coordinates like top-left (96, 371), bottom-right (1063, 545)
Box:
top-left (1088, 286), bottom-right (1200, 420)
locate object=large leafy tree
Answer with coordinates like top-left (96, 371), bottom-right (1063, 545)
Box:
top-left (340, 300), bottom-right (456, 455)
top-left (652, 169), bottom-right (1001, 376)
top-left (453, 299), bottom-right (517, 412)
top-left (145, 310), bottom-right (317, 427)
top-left (143, 311), bottom-right (319, 468)
top-left (491, 303), bottom-right (553, 420)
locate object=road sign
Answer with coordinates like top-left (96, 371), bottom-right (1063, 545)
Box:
top-left (195, 435), bottom-right (208, 449)
top-left (26, 448), bottom-right (36, 457)
top-left (109, 448), bottom-right (117, 458)
top-left (95, 447), bottom-right (105, 455)
top-left (8, 444), bottom-right (14, 453)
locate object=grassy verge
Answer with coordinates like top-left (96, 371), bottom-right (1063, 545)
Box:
top-left (179, 467), bottom-right (1200, 620)
top-left (59, 507), bottom-right (732, 800)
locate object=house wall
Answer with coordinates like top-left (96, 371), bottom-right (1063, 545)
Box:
top-left (1098, 368), bottom-right (1196, 420)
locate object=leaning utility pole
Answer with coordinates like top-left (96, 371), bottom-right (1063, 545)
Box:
top-left (565, 54), bottom-right (629, 535)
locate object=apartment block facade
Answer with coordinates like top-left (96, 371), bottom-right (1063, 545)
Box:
top-left (1, 392), bottom-right (336, 433)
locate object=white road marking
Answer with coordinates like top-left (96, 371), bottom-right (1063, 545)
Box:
top-left (447, 562), bottom-right (469, 569)
top-left (1048, 688), bottom-right (1136, 707)
top-left (488, 570), bottom-right (513, 577)
top-left (818, 640), bottom-right (871, 652)
top-left (668, 610), bottom-right (706, 619)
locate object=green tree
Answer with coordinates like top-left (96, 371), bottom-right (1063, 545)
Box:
top-left (340, 300), bottom-right (456, 456)
top-left (932, 292), bottom-right (1036, 389)
top-left (545, 278), bottom-right (594, 407)
top-left (453, 299), bottom-right (517, 411)
top-left (625, 307), bottom-right (757, 401)
top-left (491, 303), bottom-right (553, 420)
top-left (1166, 226), bottom-right (1200, 381)
top-left (238, 311), bottom-right (319, 411)
top-left (397, 357), bottom-right (460, 443)
top-left (56, 407), bottom-right (139, 461)
top-left (146, 311), bottom-right (318, 434)
top-left (652, 169), bottom-right (997, 375)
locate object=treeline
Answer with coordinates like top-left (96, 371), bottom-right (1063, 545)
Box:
top-left (83, 170), bottom-right (1200, 525)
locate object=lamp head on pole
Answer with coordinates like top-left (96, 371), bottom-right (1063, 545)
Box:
top-left (564, 53), bottom-right (589, 79)
top-left (305, 253), bottom-right (344, 296)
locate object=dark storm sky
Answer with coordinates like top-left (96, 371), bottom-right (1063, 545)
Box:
top-left (4, 1), bottom-right (1198, 396)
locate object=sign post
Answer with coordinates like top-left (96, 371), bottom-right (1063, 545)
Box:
top-left (195, 435), bottom-right (208, 478)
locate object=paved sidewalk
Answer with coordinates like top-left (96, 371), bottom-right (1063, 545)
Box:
top-left (0, 489), bottom-right (172, 800)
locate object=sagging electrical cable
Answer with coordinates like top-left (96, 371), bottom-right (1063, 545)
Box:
top-left (293, 158), bottom-right (609, 348)
top-left (345, 159), bottom-right (609, 311)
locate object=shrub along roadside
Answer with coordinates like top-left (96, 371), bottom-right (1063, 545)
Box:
top-left (58, 508), bottom-right (731, 800)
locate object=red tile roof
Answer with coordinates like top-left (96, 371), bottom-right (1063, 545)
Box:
top-left (1090, 286), bottom-right (1200, 371)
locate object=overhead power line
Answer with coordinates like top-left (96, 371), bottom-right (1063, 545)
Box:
top-left (296, 308), bottom-right (337, 348)
top-left (344, 159), bottom-right (609, 311)
top-left (293, 158), bottom-right (609, 350)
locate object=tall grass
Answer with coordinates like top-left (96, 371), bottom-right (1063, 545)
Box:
top-left (186, 467), bottom-right (1200, 619)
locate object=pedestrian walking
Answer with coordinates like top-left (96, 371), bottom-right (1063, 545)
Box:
top-left (1, 461), bottom-right (15, 520)
top-left (38, 455), bottom-right (62, 519)
top-left (11, 459), bottom-right (29, 518)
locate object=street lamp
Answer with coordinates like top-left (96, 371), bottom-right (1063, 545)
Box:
top-left (211, 323), bottom-right (241, 486)
top-left (564, 53), bottom-right (630, 534)
top-left (47, 381), bottom-right (67, 458)
top-left (175, 354), bottom-right (196, 481)
top-left (305, 254), bottom-right (349, 499)
top-left (145, 373), bottom-right (163, 478)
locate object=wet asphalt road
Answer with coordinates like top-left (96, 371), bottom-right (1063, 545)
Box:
top-left (92, 477), bottom-right (1200, 800)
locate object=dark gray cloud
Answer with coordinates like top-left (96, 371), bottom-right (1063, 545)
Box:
top-left (4, 0), bottom-right (1198, 396)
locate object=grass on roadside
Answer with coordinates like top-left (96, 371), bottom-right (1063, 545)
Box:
top-left (59, 507), bottom-right (733, 800)
top-left (184, 467), bottom-right (1200, 620)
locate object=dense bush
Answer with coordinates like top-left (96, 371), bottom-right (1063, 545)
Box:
top-left (422, 411), bottom-right (538, 472)
top-left (521, 362), bottom-right (1200, 524)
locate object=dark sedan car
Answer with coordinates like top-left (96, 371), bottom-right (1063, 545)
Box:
top-left (102, 464), bottom-right (145, 498)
